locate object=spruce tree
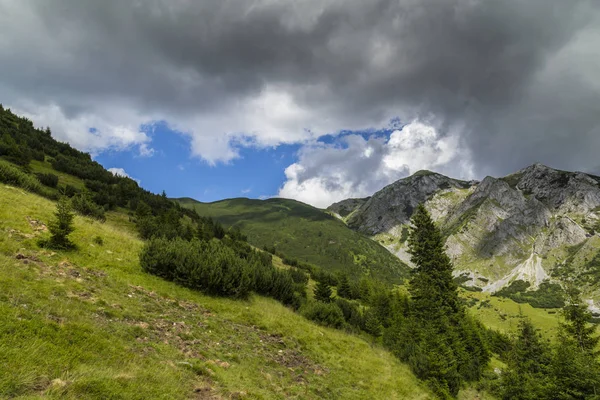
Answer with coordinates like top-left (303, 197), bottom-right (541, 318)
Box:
top-left (402, 204), bottom-right (489, 395)
top-left (549, 287), bottom-right (600, 399)
top-left (47, 197), bottom-right (75, 249)
top-left (135, 201), bottom-right (152, 219)
top-left (358, 277), bottom-right (373, 303)
top-left (407, 204), bottom-right (461, 320)
top-left (562, 287), bottom-right (599, 355)
top-left (499, 318), bottom-right (553, 399)
top-left (314, 280), bottom-right (332, 303)
top-left (551, 328), bottom-right (600, 399)
top-left (337, 275), bottom-right (352, 299)
top-left (363, 308), bottom-right (383, 337)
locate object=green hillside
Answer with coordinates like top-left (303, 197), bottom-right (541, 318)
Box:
top-left (176, 197), bottom-right (410, 284)
top-left (0, 184), bottom-right (432, 399)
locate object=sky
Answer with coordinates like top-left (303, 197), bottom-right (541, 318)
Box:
top-left (0, 0), bottom-right (599, 208)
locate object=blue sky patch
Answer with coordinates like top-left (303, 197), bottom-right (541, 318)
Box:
top-left (95, 123), bottom-right (302, 202)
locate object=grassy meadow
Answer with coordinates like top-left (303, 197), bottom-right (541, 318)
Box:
top-left (0, 184), bottom-right (433, 399)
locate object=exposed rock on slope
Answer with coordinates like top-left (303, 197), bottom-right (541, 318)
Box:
top-left (328, 197), bottom-right (369, 220)
top-left (346, 171), bottom-right (477, 235)
top-left (328, 164), bottom-right (600, 302)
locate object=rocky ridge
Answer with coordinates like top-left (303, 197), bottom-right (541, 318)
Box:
top-left (328, 164), bottom-right (600, 307)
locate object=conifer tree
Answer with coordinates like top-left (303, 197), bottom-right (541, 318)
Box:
top-left (547, 287), bottom-right (600, 399)
top-left (47, 197), bottom-right (75, 249)
top-left (407, 204), bottom-right (461, 320)
top-left (551, 328), bottom-right (600, 399)
top-left (314, 280), bottom-right (332, 303)
top-left (135, 201), bottom-right (152, 219)
top-left (358, 277), bottom-right (373, 303)
top-left (499, 318), bottom-right (553, 399)
top-left (363, 308), bottom-right (383, 337)
top-left (562, 287), bottom-right (599, 355)
top-left (337, 275), bottom-right (352, 299)
top-left (400, 204), bottom-right (489, 396)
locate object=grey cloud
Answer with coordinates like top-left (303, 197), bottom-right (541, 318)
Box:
top-left (0, 0), bottom-right (599, 174)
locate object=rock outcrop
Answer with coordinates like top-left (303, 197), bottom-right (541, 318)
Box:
top-left (328, 198), bottom-right (369, 220)
top-left (346, 171), bottom-right (476, 235)
top-left (328, 164), bottom-right (600, 297)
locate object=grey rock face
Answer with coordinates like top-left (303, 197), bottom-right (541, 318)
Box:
top-left (506, 164), bottom-right (600, 213)
top-left (345, 171), bottom-right (475, 235)
top-left (328, 197), bottom-right (369, 219)
top-left (443, 176), bottom-right (551, 258)
top-left (331, 164), bottom-right (600, 295)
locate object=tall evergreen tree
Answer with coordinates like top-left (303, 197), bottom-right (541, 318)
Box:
top-left (551, 328), bottom-right (600, 400)
top-left (548, 287), bottom-right (600, 399)
top-left (337, 275), bottom-right (352, 299)
top-left (498, 318), bottom-right (553, 400)
top-left (407, 204), bottom-right (461, 320)
top-left (314, 280), bottom-right (332, 303)
top-left (397, 204), bottom-right (489, 396)
top-left (563, 287), bottom-right (599, 355)
top-left (363, 308), bottom-right (383, 337)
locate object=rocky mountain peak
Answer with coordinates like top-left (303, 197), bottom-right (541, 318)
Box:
top-left (509, 164), bottom-right (600, 213)
top-left (330, 164), bottom-right (600, 300)
top-left (342, 171), bottom-right (475, 235)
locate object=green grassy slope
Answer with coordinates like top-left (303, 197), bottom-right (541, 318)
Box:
top-left (29, 158), bottom-right (86, 190)
top-left (176, 197), bottom-right (410, 283)
top-left (0, 185), bottom-right (431, 399)
top-left (463, 290), bottom-right (561, 341)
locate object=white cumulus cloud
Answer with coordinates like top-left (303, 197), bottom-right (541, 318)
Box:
top-left (12, 102), bottom-right (153, 157)
top-left (278, 121), bottom-right (474, 208)
top-left (108, 167), bottom-right (140, 184)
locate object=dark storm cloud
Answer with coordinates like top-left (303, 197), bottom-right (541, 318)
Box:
top-left (0, 0), bottom-right (598, 172)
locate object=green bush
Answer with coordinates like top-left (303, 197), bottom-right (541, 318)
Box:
top-left (62, 184), bottom-right (80, 197)
top-left (289, 268), bottom-right (309, 285)
top-left (35, 172), bottom-right (59, 188)
top-left (140, 237), bottom-right (306, 303)
top-left (41, 197), bottom-right (76, 250)
top-left (71, 193), bottom-right (106, 221)
top-left (335, 298), bottom-right (363, 331)
top-left (0, 159), bottom-right (42, 193)
top-left (300, 301), bottom-right (346, 329)
top-left (140, 237), bottom-right (251, 298)
top-left (494, 280), bottom-right (565, 308)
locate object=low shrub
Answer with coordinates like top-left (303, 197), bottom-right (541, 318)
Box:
top-left (300, 301), bottom-right (346, 329)
top-left (71, 193), bottom-right (106, 221)
top-left (0, 159), bottom-right (43, 193)
top-left (0, 159), bottom-right (56, 199)
top-left (36, 172), bottom-right (59, 188)
top-left (494, 280), bottom-right (565, 308)
top-left (140, 237), bottom-right (306, 303)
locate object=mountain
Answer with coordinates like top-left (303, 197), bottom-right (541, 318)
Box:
top-left (176, 197), bottom-right (410, 284)
top-left (329, 164), bottom-right (600, 310)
